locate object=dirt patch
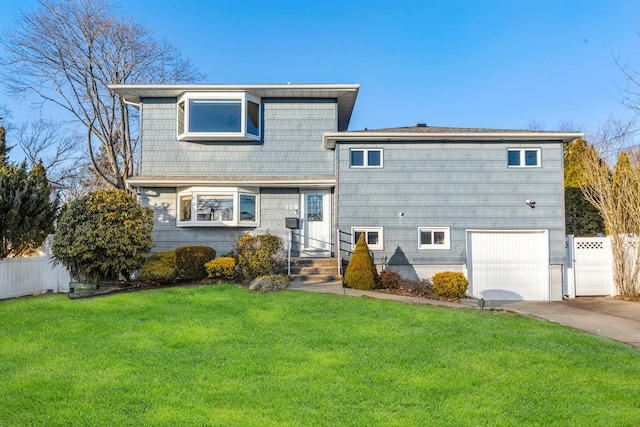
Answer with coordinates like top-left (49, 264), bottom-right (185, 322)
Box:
top-left (374, 282), bottom-right (461, 303)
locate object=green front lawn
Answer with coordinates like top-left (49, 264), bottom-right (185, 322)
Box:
top-left (1, 285), bottom-right (638, 426)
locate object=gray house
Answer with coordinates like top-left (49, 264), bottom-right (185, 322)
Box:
top-left (111, 83), bottom-right (582, 301)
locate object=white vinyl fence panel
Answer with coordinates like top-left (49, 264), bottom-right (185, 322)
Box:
top-left (565, 235), bottom-right (621, 298)
top-left (0, 238), bottom-right (71, 300)
top-left (0, 257), bottom-right (48, 299)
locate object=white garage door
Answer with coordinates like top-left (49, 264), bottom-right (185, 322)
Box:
top-left (467, 230), bottom-right (549, 301)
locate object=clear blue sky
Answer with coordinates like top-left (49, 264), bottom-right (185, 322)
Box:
top-left (1, 0), bottom-right (639, 133)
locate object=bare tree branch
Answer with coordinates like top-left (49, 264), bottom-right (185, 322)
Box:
top-left (1, 0), bottom-right (203, 190)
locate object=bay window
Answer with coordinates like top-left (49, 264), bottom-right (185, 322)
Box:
top-left (177, 92), bottom-right (261, 141)
top-left (177, 187), bottom-right (259, 227)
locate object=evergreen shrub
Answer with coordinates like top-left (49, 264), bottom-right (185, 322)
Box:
top-left (52, 189), bottom-right (154, 282)
top-left (0, 126), bottom-right (58, 258)
top-left (140, 251), bottom-right (177, 284)
top-left (175, 245), bottom-right (216, 281)
top-left (343, 234), bottom-right (380, 290)
top-left (236, 233), bottom-right (286, 280)
top-left (431, 272), bottom-right (468, 299)
top-left (205, 256), bottom-right (236, 281)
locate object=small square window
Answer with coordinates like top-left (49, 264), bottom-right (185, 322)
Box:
top-left (525, 150), bottom-right (538, 166)
top-left (508, 150), bottom-right (521, 166)
top-left (350, 149), bottom-right (383, 168)
top-left (508, 148), bottom-right (540, 168)
top-left (367, 150), bottom-right (381, 167)
top-left (350, 150), bottom-right (364, 167)
top-left (351, 227), bottom-right (383, 250)
top-left (418, 227), bottom-right (450, 250)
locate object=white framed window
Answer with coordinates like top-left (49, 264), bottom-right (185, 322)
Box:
top-left (418, 227), bottom-right (450, 250)
top-left (507, 148), bottom-right (541, 168)
top-left (177, 187), bottom-right (259, 227)
top-left (351, 227), bottom-right (383, 251)
top-left (350, 149), bottom-right (383, 168)
top-left (177, 92), bottom-right (261, 141)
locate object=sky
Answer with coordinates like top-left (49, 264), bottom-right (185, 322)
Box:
top-left (1, 0), bottom-right (639, 137)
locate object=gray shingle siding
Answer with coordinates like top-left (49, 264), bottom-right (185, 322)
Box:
top-left (139, 98), bottom-right (337, 177)
top-left (337, 141), bottom-right (565, 268)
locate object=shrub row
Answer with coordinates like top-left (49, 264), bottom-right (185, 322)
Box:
top-left (140, 233), bottom-right (285, 285)
top-left (343, 235), bottom-right (468, 299)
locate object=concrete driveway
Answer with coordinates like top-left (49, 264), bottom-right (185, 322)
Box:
top-left (497, 298), bottom-right (640, 349)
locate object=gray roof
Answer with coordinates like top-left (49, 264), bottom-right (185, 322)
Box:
top-left (323, 125), bottom-right (583, 148)
top-left (351, 125), bottom-right (579, 134)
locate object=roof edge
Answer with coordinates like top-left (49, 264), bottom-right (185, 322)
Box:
top-left (322, 131), bottom-right (584, 149)
top-left (127, 176), bottom-right (336, 188)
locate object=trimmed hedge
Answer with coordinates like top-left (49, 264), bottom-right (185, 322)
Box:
top-left (431, 272), bottom-right (468, 300)
top-left (139, 251), bottom-right (177, 284)
top-left (205, 257), bottom-right (236, 281)
top-left (175, 245), bottom-right (216, 281)
top-left (343, 234), bottom-right (380, 290)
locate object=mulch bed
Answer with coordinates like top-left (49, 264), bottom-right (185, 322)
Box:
top-left (374, 283), bottom-right (461, 303)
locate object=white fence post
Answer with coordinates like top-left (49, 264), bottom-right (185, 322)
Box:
top-left (564, 235), bottom-right (576, 299)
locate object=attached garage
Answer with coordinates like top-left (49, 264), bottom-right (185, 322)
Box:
top-left (466, 230), bottom-right (550, 301)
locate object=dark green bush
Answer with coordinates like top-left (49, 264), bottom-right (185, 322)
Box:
top-left (431, 272), bottom-right (468, 300)
top-left (236, 233), bottom-right (286, 280)
top-left (140, 251), bottom-right (176, 284)
top-left (205, 256), bottom-right (236, 281)
top-left (380, 269), bottom-right (403, 289)
top-left (175, 245), bottom-right (216, 281)
top-left (343, 234), bottom-right (380, 290)
top-left (52, 189), bottom-right (154, 283)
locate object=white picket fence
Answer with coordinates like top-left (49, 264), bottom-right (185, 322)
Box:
top-left (0, 238), bottom-right (71, 300)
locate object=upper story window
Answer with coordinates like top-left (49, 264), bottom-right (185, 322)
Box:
top-left (507, 148), bottom-right (540, 168)
top-left (177, 187), bottom-right (259, 227)
top-left (350, 149), bottom-right (383, 168)
top-left (177, 92), bottom-right (261, 141)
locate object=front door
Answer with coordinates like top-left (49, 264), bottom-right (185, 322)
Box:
top-left (300, 189), bottom-right (331, 257)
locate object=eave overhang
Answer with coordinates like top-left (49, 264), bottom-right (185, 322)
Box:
top-left (322, 131), bottom-right (584, 149)
top-left (126, 175), bottom-right (336, 188)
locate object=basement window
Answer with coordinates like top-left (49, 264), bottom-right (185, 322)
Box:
top-left (418, 227), bottom-right (450, 250)
top-left (351, 227), bottom-right (384, 251)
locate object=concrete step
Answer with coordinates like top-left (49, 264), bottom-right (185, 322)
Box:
top-left (291, 258), bottom-right (337, 267)
top-left (289, 273), bottom-right (341, 282)
top-left (293, 266), bottom-right (338, 275)
top-left (289, 258), bottom-right (340, 282)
